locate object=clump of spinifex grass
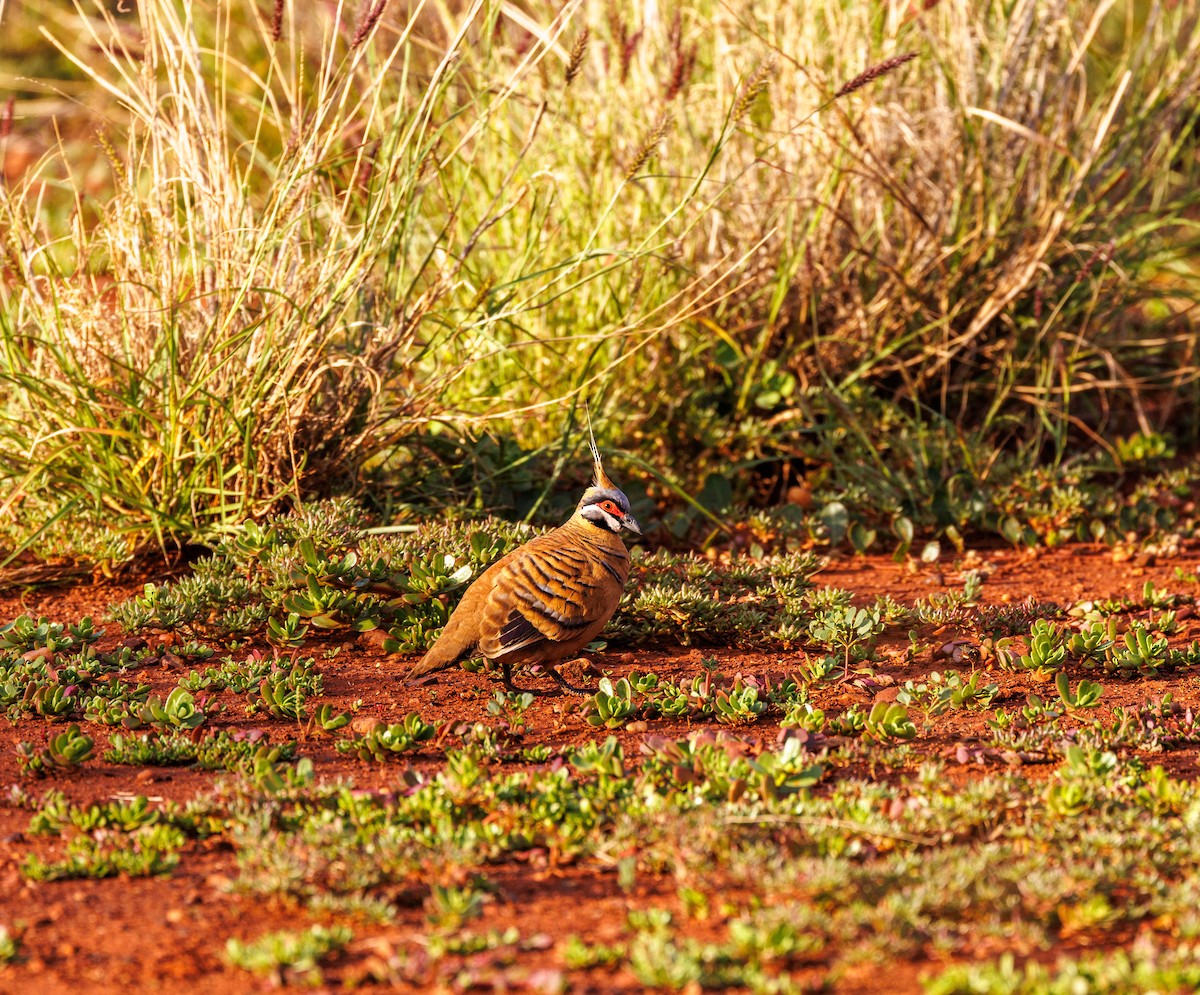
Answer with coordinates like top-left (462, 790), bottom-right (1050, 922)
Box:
top-left (0, 3), bottom-right (661, 565)
top-left (2, 0), bottom-right (489, 561)
top-left (637, 0), bottom-right (1200, 519)
top-left (0, 0), bottom-right (767, 566)
top-left (408, 1), bottom-right (1200, 532)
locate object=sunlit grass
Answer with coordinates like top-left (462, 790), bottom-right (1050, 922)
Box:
top-left (2, 0), bottom-right (1199, 565)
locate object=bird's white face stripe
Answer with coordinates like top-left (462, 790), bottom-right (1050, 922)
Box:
top-left (581, 504), bottom-right (623, 532)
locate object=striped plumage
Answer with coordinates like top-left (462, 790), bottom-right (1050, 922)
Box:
top-left (405, 453), bottom-right (641, 696)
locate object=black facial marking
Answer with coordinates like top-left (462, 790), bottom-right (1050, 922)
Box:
top-left (581, 504), bottom-right (622, 532)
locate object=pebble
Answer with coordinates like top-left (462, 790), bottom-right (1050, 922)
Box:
top-left (785, 484), bottom-right (813, 509)
top-left (351, 715), bottom-right (386, 735)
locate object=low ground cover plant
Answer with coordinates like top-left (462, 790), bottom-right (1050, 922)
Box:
top-left (3, 505), bottom-right (1200, 987)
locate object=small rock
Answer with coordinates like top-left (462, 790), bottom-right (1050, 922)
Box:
top-left (527, 968), bottom-right (566, 993)
top-left (937, 639), bottom-right (975, 664)
top-left (165, 908), bottom-right (185, 924)
top-left (351, 715), bottom-right (386, 735)
top-left (359, 629), bottom-right (391, 652)
top-left (626, 720), bottom-right (648, 733)
top-left (785, 484), bottom-right (813, 509)
top-left (872, 686), bottom-right (901, 704)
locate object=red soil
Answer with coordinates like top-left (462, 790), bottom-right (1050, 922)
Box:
top-left (0, 543), bottom-right (1197, 993)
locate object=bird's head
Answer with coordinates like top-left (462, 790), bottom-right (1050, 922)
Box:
top-left (576, 404), bottom-right (641, 535)
top-left (578, 483), bottom-right (641, 535)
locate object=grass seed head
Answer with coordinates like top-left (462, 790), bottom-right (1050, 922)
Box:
top-left (834, 52), bottom-right (918, 99)
top-left (733, 58), bottom-right (775, 123)
top-left (664, 11), bottom-right (696, 102)
top-left (625, 112), bottom-right (672, 179)
top-left (565, 26), bottom-right (588, 86)
top-left (351, 0), bottom-right (387, 49)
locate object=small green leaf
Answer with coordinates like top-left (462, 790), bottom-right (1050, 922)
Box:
top-left (820, 502), bottom-right (849, 545)
top-left (848, 522), bottom-right (876, 554)
top-left (1000, 516), bottom-right (1024, 546)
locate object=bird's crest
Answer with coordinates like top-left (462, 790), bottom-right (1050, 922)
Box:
top-left (584, 399), bottom-right (616, 490)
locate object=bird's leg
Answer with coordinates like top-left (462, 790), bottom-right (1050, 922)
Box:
top-left (546, 663), bottom-right (593, 697)
top-left (501, 661), bottom-right (540, 696)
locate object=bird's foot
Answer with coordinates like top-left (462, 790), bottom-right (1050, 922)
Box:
top-left (501, 661), bottom-right (541, 696)
top-left (545, 662), bottom-right (593, 697)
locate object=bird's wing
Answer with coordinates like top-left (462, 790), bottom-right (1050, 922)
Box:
top-left (477, 532), bottom-right (621, 658)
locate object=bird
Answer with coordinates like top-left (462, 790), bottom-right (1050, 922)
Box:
top-left (404, 424), bottom-right (641, 696)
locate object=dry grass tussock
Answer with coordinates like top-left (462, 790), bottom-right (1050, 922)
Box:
top-left (669, 1), bottom-right (1200, 419)
top-left (0, 0), bottom-right (584, 559)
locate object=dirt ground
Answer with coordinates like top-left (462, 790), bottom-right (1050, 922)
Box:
top-left (0, 543), bottom-right (1198, 993)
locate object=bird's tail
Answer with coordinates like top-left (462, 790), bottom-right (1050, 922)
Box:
top-left (405, 617), bottom-right (473, 681)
